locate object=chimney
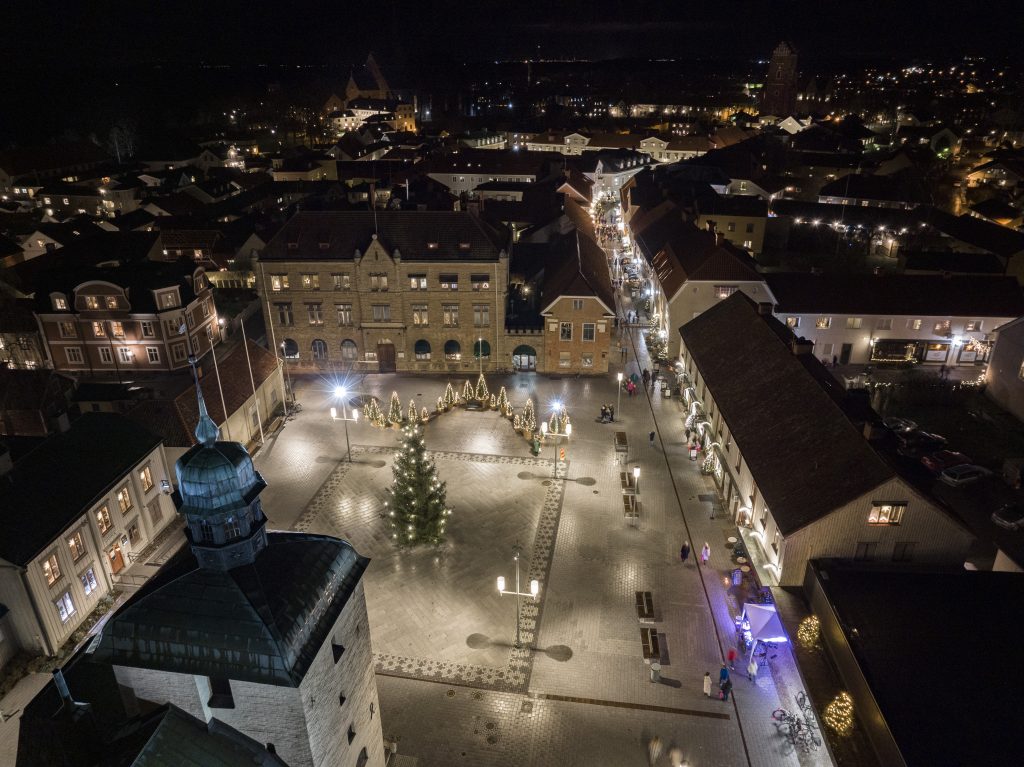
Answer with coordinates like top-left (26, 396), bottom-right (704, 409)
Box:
top-left (52, 669), bottom-right (92, 720)
top-left (757, 302), bottom-right (774, 316)
top-left (790, 337), bottom-right (814, 355)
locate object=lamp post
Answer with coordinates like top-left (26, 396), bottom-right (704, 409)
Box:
top-left (633, 466), bottom-right (641, 495)
top-left (616, 371), bottom-right (623, 417)
top-left (280, 341), bottom-right (293, 410)
top-left (218, 317), bottom-right (226, 342)
top-left (330, 386), bottom-right (359, 462)
top-left (478, 336), bottom-right (483, 377)
top-left (496, 544), bottom-right (539, 649)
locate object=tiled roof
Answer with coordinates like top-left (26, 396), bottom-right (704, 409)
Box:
top-left (261, 210), bottom-right (509, 262)
top-left (679, 294), bottom-right (895, 535)
top-left (0, 413), bottom-right (162, 565)
top-left (540, 200), bottom-right (615, 314)
top-left (766, 272), bottom-right (1024, 318)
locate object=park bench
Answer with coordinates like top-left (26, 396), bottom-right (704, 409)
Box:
top-left (640, 627), bottom-right (660, 660)
top-left (614, 431), bottom-right (628, 453)
top-left (620, 471), bottom-right (636, 493)
top-left (635, 591), bottom-right (654, 622)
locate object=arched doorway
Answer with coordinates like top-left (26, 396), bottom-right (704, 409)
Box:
top-left (512, 344), bottom-right (537, 371)
top-left (377, 337), bottom-right (396, 373)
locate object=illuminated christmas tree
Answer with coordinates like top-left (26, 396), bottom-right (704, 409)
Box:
top-left (387, 391), bottom-right (403, 424)
top-left (386, 423), bottom-right (451, 546)
top-left (548, 410), bottom-right (560, 434)
top-left (496, 386), bottom-right (510, 413)
top-left (408, 399), bottom-right (417, 423)
top-left (522, 399), bottom-right (537, 432)
top-left (443, 382), bottom-right (457, 409)
top-left (461, 379), bottom-right (473, 402)
top-left (436, 396), bottom-right (444, 413)
top-left (489, 393), bottom-right (496, 410)
top-left (364, 397), bottom-right (384, 427)
top-left (420, 407), bottom-right (429, 423)
top-left (474, 372), bottom-right (489, 402)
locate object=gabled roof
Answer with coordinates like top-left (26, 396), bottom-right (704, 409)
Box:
top-left (766, 272), bottom-right (1024, 318)
top-left (915, 206), bottom-right (1024, 258)
top-left (679, 294), bottom-right (895, 535)
top-left (652, 224), bottom-right (762, 299)
top-left (539, 202), bottom-right (615, 315)
top-left (0, 413), bottom-right (162, 565)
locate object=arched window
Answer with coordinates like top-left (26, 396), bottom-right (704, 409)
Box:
top-left (444, 340), bottom-right (461, 361)
top-left (414, 339), bottom-right (431, 360)
top-left (473, 339), bottom-right (491, 359)
top-left (281, 338), bottom-right (299, 359)
top-left (340, 339), bottom-right (357, 361)
top-left (311, 339), bottom-right (328, 360)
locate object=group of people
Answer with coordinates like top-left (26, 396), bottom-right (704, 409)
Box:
top-left (598, 404), bottom-right (616, 423)
top-left (646, 736), bottom-right (686, 767)
top-left (678, 540), bottom-right (711, 567)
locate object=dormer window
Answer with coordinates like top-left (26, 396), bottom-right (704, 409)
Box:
top-left (105, 296), bottom-right (118, 309)
top-left (53, 296), bottom-right (68, 310)
top-left (84, 296), bottom-right (100, 310)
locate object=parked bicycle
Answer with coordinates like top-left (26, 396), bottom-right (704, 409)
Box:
top-left (770, 704), bottom-right (821, 754)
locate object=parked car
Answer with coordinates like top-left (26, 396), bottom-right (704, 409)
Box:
top-left (992, 503), bottom-right (1024, 531)
top-left (939, 464), bottom-right (993, 487)
top-left (896, 432), bottom-right (948, 458)
top-left (884, 416), bottom-right (918, 434)
top-left (921, 450), bottom-right (972, 474)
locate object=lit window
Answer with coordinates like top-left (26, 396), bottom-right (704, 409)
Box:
top-left (117, 486), bottom-right (133, 514)
top-left (53, 296), bottom-right (68, 310)
top-left (301, 273), bottom-right (320, 290)
top-left (559, 322), bottom-right (572, 341)
top-left (55, 592), bottom-right (76, 623)
top-left (443, 304), bottom-right (459, 327)
top-left (965, 321), bottom-right (982, 332)
top-left (786, 317), bottom-right (800, 328)
top-left (58, 321), bottom-right (77, 338)
top-left (335, 304), bottom-right (352, 326)
top-left (42, 553), bottom-right (61, 585)
top-left (140, 466), bottom-right (154, 492)
top-left (84, 296), bottom-right (100, 310)
top-left (109, 321), bottom-right (125, 338)
top-left (440, 274), bottom-right (458, 290)
top-left (160, 292), bottom-right (179, 308)
top-left (412, 305), bottom-right (428, 326)
top-left (933, 320), bottom-right (951, 334)
top-left (715, 286), bottom-right (738, 299)
top-left (141, 321), bottom-right (155, 337)
top-left (96, 505), bottom-right (112, 534)
top-left (332, 273), bottom-right (351, 290)
top-left (581, 353), bottom-right (593, 367)
top-left (907, 319), bottom-right (922, 330)
top-left (118, 347), bottom-right (133, 363)
top-left (80, 567), bottom-right (99, 596)
top-left (92, 321), bottom-right (106, 338)
top-left (559, 351), bottom-right (571, 367)
top-left (275, 302), bottom-right (293, 326)
top-left (270, 274), bottom-right (289, 292)
top-left (409, 274), bottom-right (427, 290)
top-left (846, 317), bottom-right (863, 329)
top-left (307, 303), bottom-right (324, 325)
top-left (370, 274), bottom-right (388, 291)
top-left (472, 274), bottom-right (490, 291)
top-left (67, 532), bottom-right (86, 561)
top-left (869, 503), bottom-right (905, 526)
top-left (105, 296), bottom-right (118, 309)
top-left (815, 317), bottom-right (832, 329)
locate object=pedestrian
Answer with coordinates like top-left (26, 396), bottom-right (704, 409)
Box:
top-left (668, 746), bottom-right (684, 767)
top-left (719, 663), bottom-right (729, 685)
top-left (621, 345), bottom-right (627, 362)
top-left (648, 735), bottom-right (663, 766)
top-left (680, 541), bottom-right (691, 564)
top-left (747, 657), bottom-right (759, 682)
top-left (703, 671), bottom-right (712, 697)
top-left (700, 542), bottom-right (710, 566)
top-left (721, 678), bottom-right (733, 702)
top-left (609, 404), bottom-right (615, 422)
top-left (649, 430), bottom-right (656, 447)
top-left (727, 647), bottom-right (737, 670)
top-left (642, 368), bottom-right (650, 387)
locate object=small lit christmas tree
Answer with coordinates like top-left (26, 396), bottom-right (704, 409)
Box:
top-left (474, 372), bottom-right (489, 402)
top-left (408, 399), bottom-right (417, 423)
top-left (436, 396), bottom-right (444, 413)
top-left (559, 410), bottom-right (570, 433)
top-left (548, 411), bottom-right (560, 434)
top-left (522, 399), bottom-right (537, 432)
top-left (443, 382), bottom-right (457, 409)
top-left (461, 379), bottom-right (473, 402)
top-left (364, 397), bottom-right (385, 427)
top-left (420, 407), bottom-right (429, 423)
top-left (387, 391), bottom-right (403, 424)
top-left (496, 386), bottom-right (510, 413)
top-left (386, 423), bottom-right (451, 546)
top-left (513, 413), bottom-right (522, 430)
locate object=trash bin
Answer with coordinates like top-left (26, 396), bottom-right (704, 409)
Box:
top-left (650, 662), bottom-right (661, 683)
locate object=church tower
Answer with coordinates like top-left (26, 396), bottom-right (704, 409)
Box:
top-left (173, 367), bottom-right (268, 571)
top-left (760, 41), bottom-right (799, 117)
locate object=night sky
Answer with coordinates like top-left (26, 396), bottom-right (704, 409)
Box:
top-left (3, 0), bottom-right (1019, 66)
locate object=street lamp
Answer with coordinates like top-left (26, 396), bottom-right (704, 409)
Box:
top-left (330, 386), bottom-right (359, 462)
top-left (280, 341), bottom-right (294, 411)
top-left (496, 544), bottom-right (539, 649)
top-left (616, 372), bottom-right (623, 417)
top-left (633, 466), bottom-right (641, 494)
top-left (218, 317), bottom-right (226, 342)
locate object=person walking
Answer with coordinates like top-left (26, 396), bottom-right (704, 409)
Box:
top-left (727, 647), bottom-right (738, 670)
top-left (719, 663), bottom-right (729, 685)
top-left (703, 672), bottom-right (712, 697)
top-left (649, 430), bottom-right (656, 447)
top-left (648, 735), bottom-right (663, 766)
top-left (668, 746), bottom-right (684, 767)
top-left (747, 657), bottom-right (759, 682)
top-left (700, 542), bottom-right (710, 566)
top-left (721, 678), bottom-right (733, 702)
top-left (642, 368), bottom-right (650, 388)
top-left (679, 541), bottom-right (691, 564)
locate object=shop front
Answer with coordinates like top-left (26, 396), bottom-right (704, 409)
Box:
top-left (870, 339), bottom-right (950, 364)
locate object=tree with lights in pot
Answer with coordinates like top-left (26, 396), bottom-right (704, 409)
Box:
top-left (387, 391), bottom-right (403, 424)
top-left (385, 423), bottom-right (451, 546)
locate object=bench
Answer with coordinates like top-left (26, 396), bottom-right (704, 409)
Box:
top-left (465, 401), bottom-right (484, 411)
top-left (622, 493), bottom-right (636, 516)
top-left (640, 627), bottom-right (660, 660)
top-left (620, 471), bottom-right (636, 493)
top-left (635, 591), bottom-right (654, 622)
top-left (614, 431), bottom-right (628, 453)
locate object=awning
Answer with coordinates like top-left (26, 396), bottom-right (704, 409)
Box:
top-left (742, 602), bottom-right (788, 644)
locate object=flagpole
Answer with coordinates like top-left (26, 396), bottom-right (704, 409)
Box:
top-left (240, 315), bottom-right (264, 445)
top-left (209, 334), bottom-right (231, 441)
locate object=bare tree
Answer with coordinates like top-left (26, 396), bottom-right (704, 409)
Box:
top-left (107, 119), bottom-right (139, 164)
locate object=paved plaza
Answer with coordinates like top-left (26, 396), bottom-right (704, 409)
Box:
top-left (252, 338), bottom-right (836, 767)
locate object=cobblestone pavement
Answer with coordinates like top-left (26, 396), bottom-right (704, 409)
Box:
top-left (255, 343), bottom-right (834, 765)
